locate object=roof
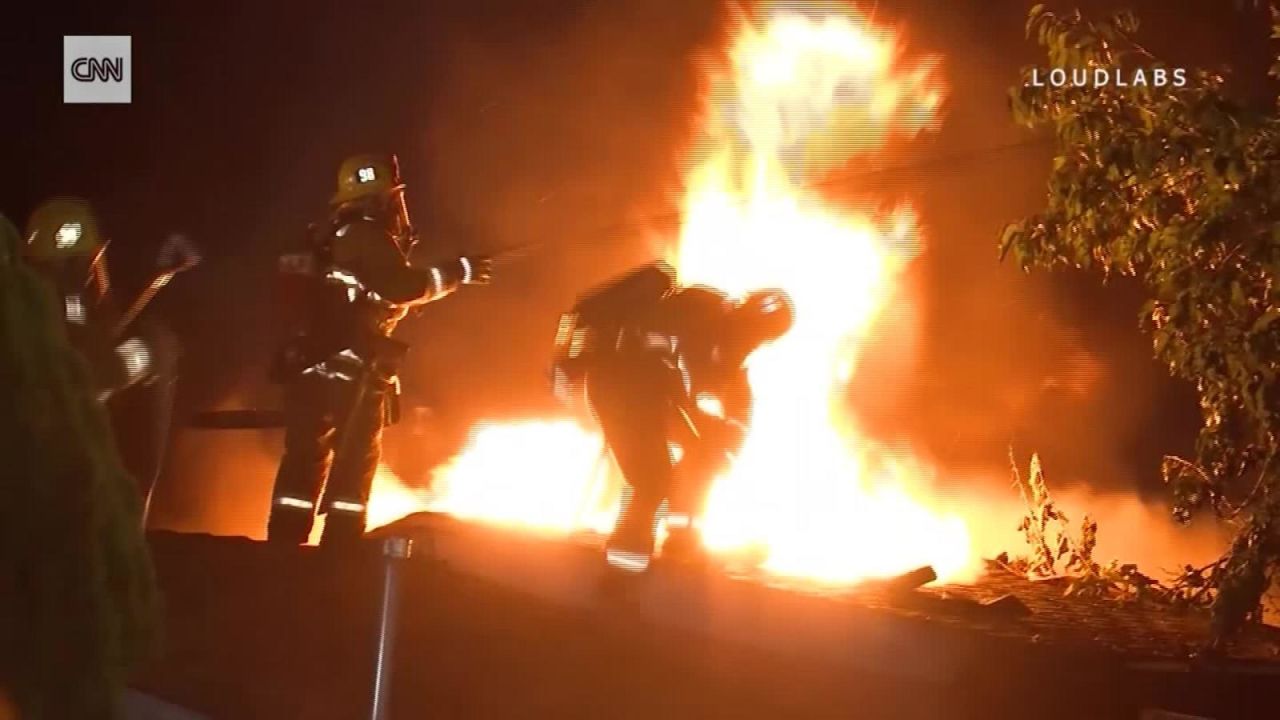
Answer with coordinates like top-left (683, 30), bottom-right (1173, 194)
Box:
top-left (733, 559), bottom-right (1280, 666)
top-left (379, 511), bottom-right (1280, 667)
top-left (134, 522), bottom-right (1280, 718)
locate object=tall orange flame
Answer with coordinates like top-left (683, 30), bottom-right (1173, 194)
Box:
top-left (367, 2), bottom-right (980, 585)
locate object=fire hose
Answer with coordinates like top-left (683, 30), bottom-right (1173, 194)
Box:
top-left (113, 236), bottom-right (201, 338)
top-left (186, 242), bottom-right (542, 430)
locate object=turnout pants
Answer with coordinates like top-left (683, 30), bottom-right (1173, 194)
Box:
top-left (586, 360), bottom-right (681, 558)
top-left (267, 370), bottom-right (390, 547)
top-left (589, 362), bottom-right (746, 563)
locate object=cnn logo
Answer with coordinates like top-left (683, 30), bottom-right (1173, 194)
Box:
top-left (64, 36), bottom-right (131, 104)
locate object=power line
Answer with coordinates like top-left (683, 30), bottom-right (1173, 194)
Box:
top-left (543, 134), bottom-right (1056, 246)
top-left (815, 136), bottom-right (1054, 188)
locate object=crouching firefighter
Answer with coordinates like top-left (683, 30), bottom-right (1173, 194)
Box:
top-left (267, 153), bottom-right (493, 548)
top-left (22, 197), bottom-right (182, 519)
top-left (551, 261), bottom-right (794, 571)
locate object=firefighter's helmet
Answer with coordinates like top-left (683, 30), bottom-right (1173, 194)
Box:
top-left (734, 289), bottom-right (795, 347)
top-left (664, 284), bottom-right (731, 317)
top-left (23, 196), bottom-right (104, 261)
top-left (331, 153), bottom-right (405, 206)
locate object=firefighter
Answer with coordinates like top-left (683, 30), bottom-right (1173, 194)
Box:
top-left (552, 261), bottom-right (794, 570)
top-left (23, 198), bottom-right (177, 397)
top-left (266, 153), bottom-right (493, 548)
top-left (22, 197), bottom-right (180, 515)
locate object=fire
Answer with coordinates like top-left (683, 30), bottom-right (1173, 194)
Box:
top-left (366, 464), bottom-right (431, 531)
top-left (367, 2), bottom-right (980, 584)
top-left (412, 420), bottom-right (616, 534)
top-left (670, 2), bottom-right (970, 583)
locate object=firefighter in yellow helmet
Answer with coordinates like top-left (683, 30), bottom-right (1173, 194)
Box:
top-left (23, 197), bottom-right (182, 521)
top-left (267, 153), bottom-right (493, 547)
top-left (23, 197), bottom-right (177, 400)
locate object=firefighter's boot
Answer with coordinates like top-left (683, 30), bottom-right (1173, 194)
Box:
top-left (267, 503), bottom-right (315, 545)
top-left (660, 522), bottom-right (707, 564)
top-left (320, 507), bottom-right (368, 549)
top-left (606, 490), bottom-right (662, 572)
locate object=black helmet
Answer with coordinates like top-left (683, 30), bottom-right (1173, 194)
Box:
top-left (734, 289), bottom-right (794, 347)
top-left (663, 284), bottom-right (731, 316)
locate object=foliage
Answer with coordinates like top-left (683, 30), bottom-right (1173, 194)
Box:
top-left (0, 215), bottom-right (159, 719)
top-left (999, 451), bottom-right (1220, 608)
top-left (1000, 4), bottom-right (1280, 645)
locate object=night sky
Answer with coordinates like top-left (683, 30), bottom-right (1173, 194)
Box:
top-left (2, 0), bottom-right (1274, 535)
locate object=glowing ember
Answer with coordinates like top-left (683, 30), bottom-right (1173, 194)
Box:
top-left (367, 2), bottom-right (979, 584)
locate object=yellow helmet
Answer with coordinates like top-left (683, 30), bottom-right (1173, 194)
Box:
top-left (23, 196), bottom-right (104, 261)
top-left (331, 153), bottom-right (404, 206)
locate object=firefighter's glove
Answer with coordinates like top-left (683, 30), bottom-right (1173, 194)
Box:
top-left (550, 366), bottom-right (576, 405)
top-left (136, 322), bottom-right (181, 386)
top-left (548, 366), bottom-right (591, 420)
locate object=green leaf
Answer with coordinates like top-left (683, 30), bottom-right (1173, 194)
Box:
top-left (1253, 308), bottom-right (1280, 332)
top-left (1112, 9), bottom-right (1139, 35)
top-left (1026, 4), bottom-right (1048, 40)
